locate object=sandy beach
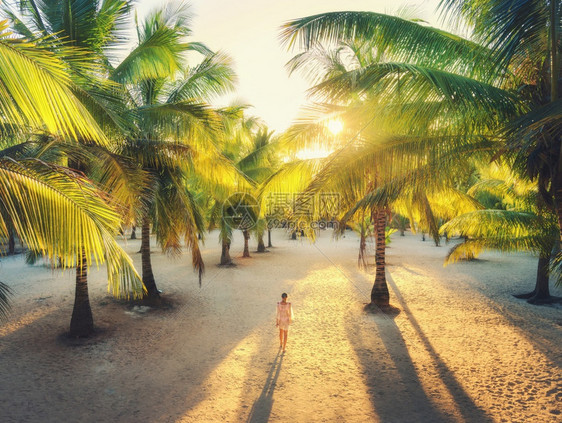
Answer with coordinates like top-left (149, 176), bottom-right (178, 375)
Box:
top-left (0, 230), bottom-right (561, 423)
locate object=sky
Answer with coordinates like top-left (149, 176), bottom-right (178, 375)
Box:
top-left (137, 0), bottom-right (445, 133)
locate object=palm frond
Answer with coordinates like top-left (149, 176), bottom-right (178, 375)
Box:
top-left (153, 168), bottom-right (205, 283)
top-left (111, 25), bottom-right (187, 83)
top-left (438, 0), bottom-right (556, 71)
top-left (0, 157), bottom-right (142, 298)
top-left (311, 62), bottom-right (521, 122)
top-left (167, 51), bottom-right (237, 103)
top-left (0, 22), bottom-right (107, 143)
top-left (280, 11), bottom-right (500, 81)
top-left (0, 281), bottom-right (11, 321)
top-left (135, 100), bottom-right (220, 134)
top-left (504, 100), bottom-right (562, 151)
top-left (439, 209), bottom-right (556, 256)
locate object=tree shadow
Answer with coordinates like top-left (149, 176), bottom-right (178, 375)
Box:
top-left (0, 241), bottom-right (322, 423)
top-left (245, 350), bottom-right (284, 423)
top-left (347, 308), bottom-right (453, 422)
top-left (384, 273), bottom-right (495, 422)
top-left (483, 295), bottom-right (562, 367)
top-left (439, 256), bottom-right (562, 368)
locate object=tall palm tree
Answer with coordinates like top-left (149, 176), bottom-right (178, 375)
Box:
top-left (1, 0), bottom-right (148, 335)
top-left (275, 27), bottom-right (495, 308)
top-left (280, 2), bottom-right (561, 285)
top-left (6, 1), bottom-right (234, 300)
top-left (237, 127), bottom-right (278, 255)
top-left (112, 4), bottom-right (237, 299)
top-left (0, 15), bottom-right (143, 334)
top-left (0, 153), bottom-right (143, 335)
top-left (205, 107), bottom-right (274, 264)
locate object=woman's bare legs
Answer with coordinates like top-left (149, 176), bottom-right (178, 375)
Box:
top-left (279, 328), bottom-right (283, 348)
top-left (282, 330), bottom-right (288, 352)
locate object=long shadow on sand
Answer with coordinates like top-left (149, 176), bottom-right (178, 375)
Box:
top-left (448, 259), bottom-right (562, 368)
top-left (385, 273), bottom-right (494, 422)
top-left (346, 308), bottom-right (452, 422)
top-left (245, 350), bottom-right (284, 423)
top-left (344, 272), bottom-right (494, 422)
top-left (487, 301), bottom-right (562, 368)
top-left (0, 243), bottom-right (322, 423)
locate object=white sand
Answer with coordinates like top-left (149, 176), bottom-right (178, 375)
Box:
top-left (0, 230), bottom-right (560, 422)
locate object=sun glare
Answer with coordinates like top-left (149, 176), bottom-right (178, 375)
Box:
top-left (327, 119), bottom-right (344, 135)
top-left (296, 147), bottom-right (332, 160)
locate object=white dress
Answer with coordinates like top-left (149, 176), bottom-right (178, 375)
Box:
top-left (276, 301), bottom-right (293, 331)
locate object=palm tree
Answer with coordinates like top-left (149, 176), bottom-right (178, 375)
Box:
top-left (0, 154), bottom-right (143, 335)
top-left (280, 2), bottom-right (561, 286)
top-left (0, 14), bottom-right (144, 334)
top-left (275, 26), bottom-right (496, 308)
top-left (111, 4), bottom-right (237, 299)
top-left (206, 107), bottom-right (276, 264)
top-left (1, 0), bottom-right (149, 335)
top-left (441, 164), bottom-right (560, 303)
top-left (237, 127), bottom-right (278, 255)
top-left (442, 209), bottom-right (557, 303)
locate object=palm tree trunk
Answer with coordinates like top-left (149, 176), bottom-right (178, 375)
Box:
top-left (358, 231), bottom-right (366, 269)
top-left (243, 230), bottom-right (251, 257)
top-left (8, 227), bottom-right (15, 255)
top-left (530, 253), bottom-right (551, 301)
top-left (141, 217), bottom-right (159, 299)
top-left (514, 233), bottom-right (555, 302)
top-left (257, 233), bottom-right (266, 252)
top-left (130, 225), bottom-right (136, 240)
top-left (514, 253), bottom-right (552, 300)
top-left (553, 176), bottom-right (562, 242)
top-left (220, 238), bottom-right (232, 265)
top-left (70, 249), bottom-right (94, 337)
top-left (268, 229), bottom-right (273, 247)
top-left (552, 1), bottom-right (562, 243)
top-left (370, 208), bottom-right (389, 308)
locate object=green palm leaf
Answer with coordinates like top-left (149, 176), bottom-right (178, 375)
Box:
top-left (311, 62), bottom-right (521, 120)
top-left (441, 208), bottom-right (556, 264)
top-left (439, 0), bottom-right (558, 71)
top-left (0, 157), bottom-right (143, 297)
top-left (0, 281), bottom-right (11, 321)
top-left (111, 26), bottom-right (187, 83)
top-left (135, 100), bottom-right (220, 133)
top-left (0, 21), bottom-right (107, 143)
top-left (440, 209), bottom-right (548, 238)
top-left (167, 52), bottom-right (237, 102)
top-left (280, 11), bottom-right (499, 81)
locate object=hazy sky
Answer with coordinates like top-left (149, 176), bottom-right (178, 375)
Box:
top-left (137, 1), bottom-right (445, 132)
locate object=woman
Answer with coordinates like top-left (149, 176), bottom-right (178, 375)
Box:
top-left (276, 293), bottom-right (293, 352)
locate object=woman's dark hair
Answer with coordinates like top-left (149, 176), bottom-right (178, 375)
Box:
top-left (281, 293), bottom-right (288, 298)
